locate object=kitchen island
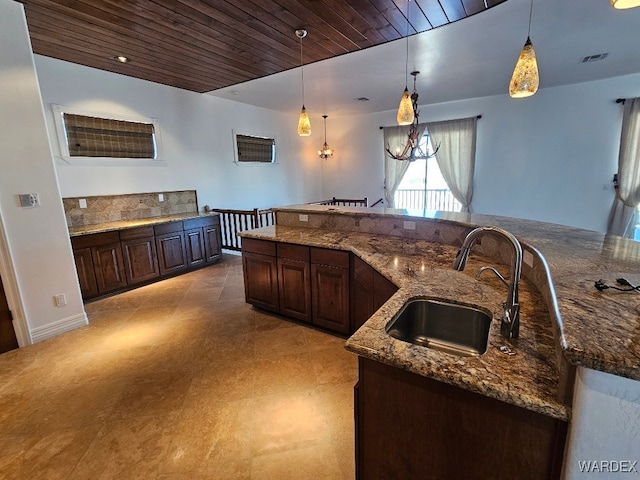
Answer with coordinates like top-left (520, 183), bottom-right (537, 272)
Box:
top-left (239, 204), bottom-right (640, 479)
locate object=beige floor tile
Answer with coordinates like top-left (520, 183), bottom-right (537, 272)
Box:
top-left (250, 389), bottom-right (331, 457)
top-left (67, 411), bottom-right (179, 480)
top-left (0, 257), bottom-right (356, 479)
top-left (250, 444), bottom-right (343, 480)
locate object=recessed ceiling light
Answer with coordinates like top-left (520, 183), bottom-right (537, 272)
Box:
top-left (114, 55), bottom-right (131, 63)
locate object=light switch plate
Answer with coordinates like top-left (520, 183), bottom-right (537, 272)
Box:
top-left (158, 193), bottom-right (164, 202)
top-left (19, 193), bottom-right (40, 208)
top-left (299, 214), bottom-right (309, 222)
top-left (403, 221), bottom-right (416, 230)
top-left (79, 198), bottom-right (87, 209)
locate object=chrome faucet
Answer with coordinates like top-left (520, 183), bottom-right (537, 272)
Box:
top-left (452, 226), bottom-right (523, 339)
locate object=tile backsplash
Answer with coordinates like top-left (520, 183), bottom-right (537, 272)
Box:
top-left (63, 190), bottom-right (198, 227)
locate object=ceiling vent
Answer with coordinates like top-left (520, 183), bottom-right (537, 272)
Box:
top-left (355, 97), bottom-right (370, 102)
top-left (580, 53), bottom-right (608, 63)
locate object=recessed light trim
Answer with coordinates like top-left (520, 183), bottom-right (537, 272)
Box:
top-left (114, 55), bottom-right (131, 63)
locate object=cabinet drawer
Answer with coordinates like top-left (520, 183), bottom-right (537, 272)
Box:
top-left (153, 221), bottom-right (183, 236)
top-left (311, 247), bottom-right (349, 268)
top-left (120, 226), bottom-right (155, 240)
top-left (242, 238), bottom-right (276, 256)
top-left (71, 230), bottom-right (120, 249)
top-left (277, 243), bottom-right (310, 262)
top-left (183, 215), bottom-right (217, 230)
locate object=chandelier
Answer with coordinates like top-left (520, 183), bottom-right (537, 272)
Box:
top-left (386, 71), bottom-right (439, 162)
top-left (318, 115), bottom-right (334, 160)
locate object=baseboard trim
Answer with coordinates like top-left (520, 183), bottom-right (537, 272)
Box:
top-left (30, 312), bottom-right (89, 343)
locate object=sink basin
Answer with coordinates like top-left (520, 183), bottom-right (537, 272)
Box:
top-left (385, 298), bottom-right (492, 356)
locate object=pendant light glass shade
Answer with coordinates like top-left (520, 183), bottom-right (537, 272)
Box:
top-left (509, 37), bottom-right (539, 98)
top-left (297, 106), bottom-right (311, 136)
top-left (318, 115), bottom-right (333, 159)
top-left (397, 87), bottom-right (415, 125)
top-left (610, 0), bottom-right (640, 8)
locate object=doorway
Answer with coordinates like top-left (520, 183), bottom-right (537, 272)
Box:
top-left (0, 275), bottom-right (18, 353)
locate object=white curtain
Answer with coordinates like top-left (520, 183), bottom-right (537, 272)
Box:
top-left (608, 98), bottom-right (640, 238)
top-left (383, 124), bottom-right (426, 208)
top-left (426, 117), bottom-right (478, 212)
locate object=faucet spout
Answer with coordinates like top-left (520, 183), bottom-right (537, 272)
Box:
top-left (452, 226), bottom-right (523, 339)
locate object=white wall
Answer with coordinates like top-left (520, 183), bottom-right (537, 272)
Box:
top-left (324, 74), bottom-right (640, 233)
top-left (0, 0), bottom-right (85, 341)
top-left (564, 368), bottom-right (640, 479)
top-left (34, 55), bottom-right (323, 210)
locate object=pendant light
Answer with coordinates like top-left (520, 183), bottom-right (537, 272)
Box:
top-left (509, 0), bottom-right (539, 98)
top-left (318, 115), bottom-right (334, 160)
top-left (396, 0), bottom-right (415, 125)
top-left (296, 29), bottom-right (311, 136)
top-left (610, 0), bottom-right (640, 8)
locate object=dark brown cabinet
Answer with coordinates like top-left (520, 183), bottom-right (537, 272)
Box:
top-left (277, 243), bottom-right (311, 323)
top-left (71, 214), bottom-right (222, 300)
top-left (351, 255), bottom-right (398, 332)
top-left (154, 222), bottom-right (187, 275)
top-left (120, 226), bottom-right (160, 284)
top-left (356, 357), bottom-right (567, 480)
top-left (242, 238), bottom-right (279, 313)
top-left (184, 216), bottom-right (222, 266)
top-left (71, 231), bottom-right (127, 295)
top-left (311, 247), bottom-right (350, 334)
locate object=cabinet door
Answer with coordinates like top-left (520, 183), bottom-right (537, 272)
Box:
top-left (278, 257), bottom-right (311, 323)
top-left (311, 263), bottom-right (350, 334)
top-left (73, 247), bottom-right (99, 298)
top-left (242, 252), bottom-right (279, 312)
top-left (203, 224), bottom-right (222, 263)
top-left (184, 228), bottom-right (206, 267)
top-left (92, 242), bottom-right (127, 293)
top-left (155, 231), bottom-right (187, 275)
top-left (121, 236), bottom-right (160, 284)
top-left (351, 256), bottom-right (375, 332)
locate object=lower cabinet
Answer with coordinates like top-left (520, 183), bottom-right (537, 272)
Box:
top-left (242, 239), bottom-right (279, 313)
top-left (71, 214), bottom-right (222, 300)
top-left (154, 222), bottom-right (187, 275)
top-left (311, 248), bottom-right (350, 334)
top-left (351, 255), bottom-right (398, 332)
top-left (277, 243), bottom-right (311, 323)
top-left (71, 231), bottom-right (126, 296)
top-left (242, 239), bottom-right (352, 335)
top-left (356, 357), bottom-right (567, 480)
top-left (120, 226), bottom-right (160, 284)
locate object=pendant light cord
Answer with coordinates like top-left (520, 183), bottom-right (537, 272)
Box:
top-left (300, 35), bottom-right (305, 107)
top-left (404, 0), bottom-right (410, 87)
top-left (527, 0), bottom-right (533, 37)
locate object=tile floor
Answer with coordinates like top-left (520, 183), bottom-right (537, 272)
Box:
top-left (0, 254), bottom-right (357, 479)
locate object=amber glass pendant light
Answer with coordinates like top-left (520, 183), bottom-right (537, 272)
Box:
top-left (397, 0), bottom-right (415, 125)
top-left (509, 0), bottom-right (539, 98)
top-left (296, 29), bottom-right (311, 136)
top-left (610, 0), bottom-right (640, 9)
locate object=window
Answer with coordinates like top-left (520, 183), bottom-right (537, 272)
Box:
top-left (52, 105), bottom-right (165, 166)
top-left (394, 133), bottom-right (462, 212)
top-left (233, 131), bottom-right (276, 164)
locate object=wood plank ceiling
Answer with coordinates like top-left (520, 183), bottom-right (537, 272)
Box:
top-left (18, 0), bottom-right (507, 94)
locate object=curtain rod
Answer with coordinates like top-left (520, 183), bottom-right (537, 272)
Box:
top-left (379, 114), bottom-right (482, 129)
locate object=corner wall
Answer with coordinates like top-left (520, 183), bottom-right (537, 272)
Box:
top-left (0, 0), bottom-right (86, 341)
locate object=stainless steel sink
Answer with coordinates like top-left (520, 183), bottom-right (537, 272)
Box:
top-left (385, 298), bottom-right (492, 356)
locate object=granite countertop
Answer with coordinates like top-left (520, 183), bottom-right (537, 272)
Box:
top-left (239, 225), bottom-right (569, 421)
top-left (68, 212), bottom-right (219, 237)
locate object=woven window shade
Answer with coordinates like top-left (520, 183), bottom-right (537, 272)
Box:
top-left (63, 114), bottom-right (156, 158)
top-left (236, 135), bottom-right (275, 163)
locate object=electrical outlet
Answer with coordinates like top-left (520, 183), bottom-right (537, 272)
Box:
top-left (54, 294), bottom-right (66, 307)
top-left (79, 198), bottom-right (87, 208)
top-left (158, 193), bottom-right (164, 202)
top-left (299, 214), bottom-right (309, 222)
top-left (403, 221), bottom-right (416, 230)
